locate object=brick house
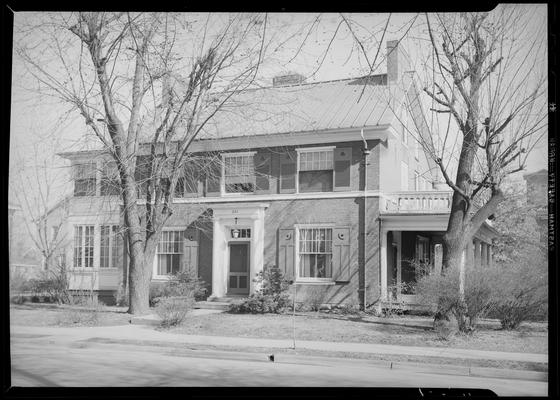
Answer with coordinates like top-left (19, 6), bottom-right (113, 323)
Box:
top-left (52, 41), bottom-right (497, 308)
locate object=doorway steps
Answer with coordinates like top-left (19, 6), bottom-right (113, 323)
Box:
top-left (195, 295), bottom-right (246, 311)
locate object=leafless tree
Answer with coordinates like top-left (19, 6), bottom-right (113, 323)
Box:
top-left (10, 140), bottom-right (70, 273)
top-left (15, 12), bottom-right (273, 314)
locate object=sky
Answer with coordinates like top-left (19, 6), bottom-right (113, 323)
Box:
top-left (9, 8), bottom-right (549, 209)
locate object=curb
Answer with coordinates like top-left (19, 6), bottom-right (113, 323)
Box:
top-left (82, 336), bottom-right (548, 382)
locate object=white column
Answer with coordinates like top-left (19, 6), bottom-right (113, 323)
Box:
top-left (481, 243), bottom-right (488, 267)
top-left (250, 213), bottom-right (265, 294)
top-left (380, 229), bottom-right (388, 301)
top-left (211, 218), bottom-right (226, 298)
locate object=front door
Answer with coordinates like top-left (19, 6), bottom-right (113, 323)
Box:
top-left (228, 242), bottom-right (250, 295)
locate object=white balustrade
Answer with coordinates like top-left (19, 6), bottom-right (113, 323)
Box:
top-left (382, 191), bottom-right (452, 213)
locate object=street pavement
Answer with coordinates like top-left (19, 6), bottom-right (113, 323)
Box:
top-left (10, 322), bottom-right (548, 363)
top-left (10, 335), bottom-right (548, 396)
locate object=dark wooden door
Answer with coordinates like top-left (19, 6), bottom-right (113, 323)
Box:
top-left (228, 243), bottom-right (249, 295)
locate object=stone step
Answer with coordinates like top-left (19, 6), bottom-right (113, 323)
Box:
top-left (194, 301), bottom-right (232, 311)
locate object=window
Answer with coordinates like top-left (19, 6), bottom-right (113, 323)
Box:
top-left (156, 230), bottom-right (183, 275)
top-left (401, 108), bottom-right (408, 145)
top-left (101, 161), bottom-right (120, 196)
top-left (175, 160), bottom-right (199, 197)
top-left (298, 148), bottom-right (334, 193)
top-left (298, 227), bottom-right (333, 279)
top-left (73, 225), bottom-right (94, 268)
top-left (223, 153), bottom-right (255, 193)
top-left (401, 162), bottom-right (409, 191)
top-left (414, 171), bottom-right (420, 191)
top-left (73, 162), bottom-right (96, 196)
top-left (100, 225), bottom-right (121, 268)
top-left (414, 138), bottom-right (420, 160)
top-left (416, 236), bottom-right (430, 265)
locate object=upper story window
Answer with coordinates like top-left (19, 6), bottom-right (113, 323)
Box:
top-left (73, 225), bottom-right (94, 268)
top-left (401, 161), bottom-right (409, 191)
top-left (73, 162), bottom-right (97, 197)
top-left (297, 147), bottom-right (334, 193)
top-left (223, 152), bottom-right (256, 194)
top-left (101, 161), bottom-right (121, 196)
top-left (297, 227), bottom-right (333, 280)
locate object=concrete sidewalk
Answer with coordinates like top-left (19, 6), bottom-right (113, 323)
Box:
top-left (10, 323), bottom-right (548, 364)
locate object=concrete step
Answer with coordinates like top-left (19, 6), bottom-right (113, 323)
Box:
top-left (194, 301), bottom-right (231, 311)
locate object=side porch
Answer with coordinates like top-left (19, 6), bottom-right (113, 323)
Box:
top-left (379, 191), bottom-right (497, 310)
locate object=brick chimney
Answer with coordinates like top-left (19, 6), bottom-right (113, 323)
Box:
top-left (387, 40), bottom-right (412, 84)
top-left (272, 73), bottom-right (305, 87)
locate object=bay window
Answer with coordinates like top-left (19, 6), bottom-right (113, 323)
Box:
top-left (73, 225), bottom-right (94, 268)
top-left (100, 225), bottom-right (121, 268)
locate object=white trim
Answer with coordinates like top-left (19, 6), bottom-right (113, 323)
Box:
top-left (295, 146), bottom-right (336, 153)
top-left (222, 151), bottom-right (257, 157)
top-left (161, 226), bottom-right (187, 231)
top-left (171, 190), bottom-right (382, 204)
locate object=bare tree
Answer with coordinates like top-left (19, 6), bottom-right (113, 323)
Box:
top-left (10, 141), bottom-right (70, 274)
top-left (15, 12), bottom-right (272, 314)
top-left (408, 7), bottom-right (547, 326)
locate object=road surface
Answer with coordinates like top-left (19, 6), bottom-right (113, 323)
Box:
top-left (10, 334), bottom-right (547, 396)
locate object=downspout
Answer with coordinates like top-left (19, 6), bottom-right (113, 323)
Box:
top-left (360, 128), bottom-right (371, 311)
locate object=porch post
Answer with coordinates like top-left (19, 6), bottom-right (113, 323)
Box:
top-left (488, 244), bottom-right (493, 267)
top-left (481, 243), bottom-right (488, 267)
top-left (380, 228), bottom-right (388, 301)
top-left (211, 217), bottom-right (226, 298)
top-left (473, 239), bottom-right (481, 267)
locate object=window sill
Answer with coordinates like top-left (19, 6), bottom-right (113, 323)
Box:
top-left (295, 279), bottom-right (335, 285)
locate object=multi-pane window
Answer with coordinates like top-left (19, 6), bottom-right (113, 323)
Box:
top-left (100, 225), bottom-right (121, 268)
top-left (101, 161), bottom-right (121, 196)
top-left (73, 162), bottom-right (97, 196)
top-left (156, 230), bottom-right (183, 275)
top-left (73, 225), bottom-right (94, 268)
top-left (298, 228), bottom-right (333, 279)
top-left (224, 154), bottom-right (255, 193)
top-left (298, 149), bottom-right (334, 193)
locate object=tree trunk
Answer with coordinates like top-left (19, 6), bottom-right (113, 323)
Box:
top-left (128, 239), bottom-right (153, 315)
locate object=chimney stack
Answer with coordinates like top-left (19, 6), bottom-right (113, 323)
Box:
top-left (273, 73), bottom-right (305, 87)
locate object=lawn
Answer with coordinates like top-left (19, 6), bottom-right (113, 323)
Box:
top-left (169, 311), bottom-right (548, 355)
top-left (10, 303), bottom-right (131, 327)
top-left (10, 303), bottom-right (548, 355)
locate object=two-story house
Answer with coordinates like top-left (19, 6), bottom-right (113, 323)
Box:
top-left (52, 41), bottom-right (497, 308)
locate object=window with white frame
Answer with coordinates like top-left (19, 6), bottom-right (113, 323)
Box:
top-left (298, 227), bottom-right (333, 279)
top-left (100, 225), bottom-right (120, 268)
top-left (73, 225), bottom-right (94, 268)
top-left (223, 153), bottom-right (255, 193)
top-left (156, 230), bottom-right (183, 275)
top-left (298, 148), bottom-right (334, 193)
top-left (401, 107), bottom-right (409, 145)
top-left (414, 171), bottom-right (420, 191)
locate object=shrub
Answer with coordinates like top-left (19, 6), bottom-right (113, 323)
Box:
top-left (489, 256), bottom-right (548, 330)
top-left (415, 263), bottom-right (494, 332)
top-left (228, 266), bottom-right (291, 314)
top-left (28, 269), bottom-right (70, 304)
top-left (155, 297), bottom-right (194, 328)
top-left (149, 270), bottom-right (208, 307)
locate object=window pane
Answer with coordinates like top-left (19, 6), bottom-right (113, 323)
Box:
top-left (299, 171), bottom-right (333, 193)
top-left (298, 228), bottom-right (333, 278)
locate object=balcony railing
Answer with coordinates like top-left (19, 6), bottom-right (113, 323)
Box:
top-left (381, 191), bottom-right (453, 213)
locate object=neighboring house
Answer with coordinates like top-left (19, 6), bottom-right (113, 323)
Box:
top-left (9, 201), bottom-right (42, 278)
top-left (523, 169), bottom-right (548, 243)
top-left (52, 41), bottom-right (497, 308)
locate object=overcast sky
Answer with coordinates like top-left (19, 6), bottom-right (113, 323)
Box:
top-left (9, 8), bottom-right (549, 207)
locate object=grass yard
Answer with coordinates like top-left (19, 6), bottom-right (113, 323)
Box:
top-left (169, 311), bottom-right (548, 355)
top-left (10, 303), bottom-right (131, 327)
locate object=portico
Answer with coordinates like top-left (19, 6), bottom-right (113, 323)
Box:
top-left (209, 203), bottom-right (269, 299)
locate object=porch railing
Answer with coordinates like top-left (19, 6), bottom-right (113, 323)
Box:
top-left (381, 191), bottom-right (453, 213)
